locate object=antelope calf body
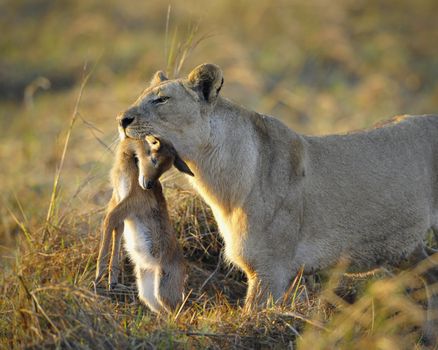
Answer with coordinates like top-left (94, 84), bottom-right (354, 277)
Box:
top-left (95, 136), bottom-right (193, 313)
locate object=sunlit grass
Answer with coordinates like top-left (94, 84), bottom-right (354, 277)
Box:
top-left (1, 0), bottom-right (438, 348)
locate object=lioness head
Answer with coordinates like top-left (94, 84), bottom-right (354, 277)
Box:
top-left (117, 63), bottom-right (224, 157)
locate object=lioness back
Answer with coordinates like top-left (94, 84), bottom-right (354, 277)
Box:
top-left (294, 115), bottom-right (438, 271)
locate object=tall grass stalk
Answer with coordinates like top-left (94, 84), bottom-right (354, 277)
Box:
top-left (44, 64), bottom-right (93, 239)
top-left (163, 8), bottom-right (211, 78)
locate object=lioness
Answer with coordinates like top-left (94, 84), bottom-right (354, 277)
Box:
top-left (117, 64), bottom-right (438, 340)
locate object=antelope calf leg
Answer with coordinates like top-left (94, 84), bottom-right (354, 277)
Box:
top-left (108, 224), bottom-right (124, 289)
top-left (156, 261), bottom-right (186, 312)
top-left (136, 267), bottom-right (164, 314)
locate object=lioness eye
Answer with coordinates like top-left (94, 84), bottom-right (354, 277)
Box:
top-left (151, 96), bottom-right (170, 105)
top-left (151, 157), bottom-right (158, 167)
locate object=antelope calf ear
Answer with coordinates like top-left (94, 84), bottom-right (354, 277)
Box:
top-left (174, 155), bottom-right (194, 176)
top-left (187, 63), bottom-right (224, 103)
top-left (150, 70), bottom-right (168, 86)
top-left (145, 135), bottom-right (161, 152)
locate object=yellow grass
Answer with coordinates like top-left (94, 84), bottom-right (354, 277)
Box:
top-left (1, 0), bottom-right (438, 348)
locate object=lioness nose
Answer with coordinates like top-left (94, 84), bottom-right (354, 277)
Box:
top-left (120, 116), bottom-right (134, 128)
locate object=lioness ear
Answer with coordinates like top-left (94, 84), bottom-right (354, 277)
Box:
top-left (174, 156), bottom-right (194, 176)
top-left (188, 63), bottom-right (223, 103)
top-left (291, 138), bottom-right (306, 177)
top-left (146, 135), bottom-right (161, 152)
top-left (150, 71), bottom-right (168, 86)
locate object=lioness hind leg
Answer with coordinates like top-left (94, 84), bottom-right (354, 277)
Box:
top-left (408, 245), bottom-right (438, 345)
top-left (422, 256), bottom-right (438, 345)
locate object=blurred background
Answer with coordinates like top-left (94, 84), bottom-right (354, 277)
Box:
top-left (1, 0), bottom-right (438, 254)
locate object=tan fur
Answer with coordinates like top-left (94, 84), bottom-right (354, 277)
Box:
top-left (117, 64), bottom-right (438, 342)
top-left (95, 138), bottom-right (187, 313)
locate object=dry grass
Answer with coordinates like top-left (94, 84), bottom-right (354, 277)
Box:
top-left (2, 185), bottom-right (436, 348)
top-left (0, 186), bottom-right (301, 349)
top-left (2, 0), bottom-right (438, 349)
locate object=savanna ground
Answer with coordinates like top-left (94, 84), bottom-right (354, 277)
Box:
top-left (1, 1), bottom-right (438, 348)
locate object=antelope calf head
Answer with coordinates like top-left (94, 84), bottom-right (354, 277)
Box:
top-left (137, 136), bottom-right (194, 190)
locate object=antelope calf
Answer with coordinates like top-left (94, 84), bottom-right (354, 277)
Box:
top-left (95, 136), bottom-right (193, 313)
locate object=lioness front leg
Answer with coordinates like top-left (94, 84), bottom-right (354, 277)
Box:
top-left (244, 266), bottom-right (290, 311)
